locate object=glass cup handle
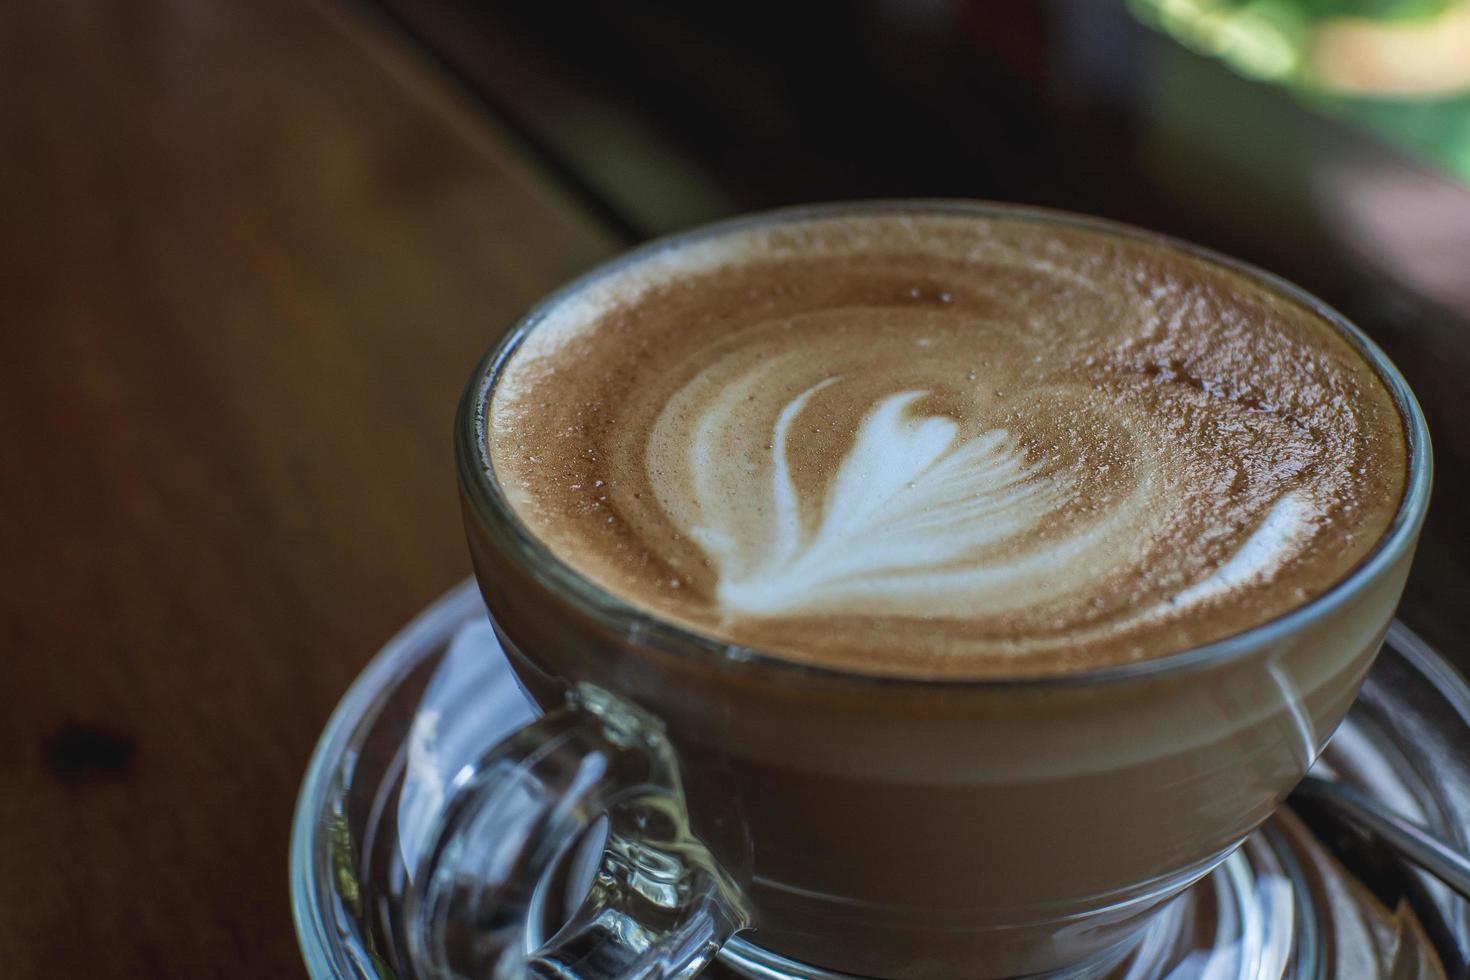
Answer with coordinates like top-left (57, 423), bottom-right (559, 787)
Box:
top-left (407, 683), bottom-right (750, 980)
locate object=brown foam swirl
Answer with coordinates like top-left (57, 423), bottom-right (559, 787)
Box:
top-left (488, 212), bottom-right (1407, 678)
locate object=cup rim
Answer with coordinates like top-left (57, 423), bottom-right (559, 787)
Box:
top-left (454, 199), bottom-right (1433, 690)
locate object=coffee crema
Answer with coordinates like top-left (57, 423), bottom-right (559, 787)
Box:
top-left (486, 211), bottom-right (1407, 678)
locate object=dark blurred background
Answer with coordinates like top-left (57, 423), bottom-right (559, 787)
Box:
top-left (371, 0), bottom-right (1470, 653)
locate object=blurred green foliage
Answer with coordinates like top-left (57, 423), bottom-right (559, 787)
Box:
top-left (1132, 0), bottom-right (1470, 182)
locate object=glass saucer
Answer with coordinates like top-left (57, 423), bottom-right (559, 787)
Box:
top-left (291, 581), bottom-right (1470, 979)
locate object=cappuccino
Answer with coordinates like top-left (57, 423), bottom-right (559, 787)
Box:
top-left (487, 211), bottom-right (1406, 678)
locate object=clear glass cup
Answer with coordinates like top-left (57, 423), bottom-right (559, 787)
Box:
top-left (418, 202), bottom-right (1432, 979)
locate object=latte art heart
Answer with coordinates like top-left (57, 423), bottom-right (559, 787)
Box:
top-left (676, 379), bottom-right (1076, 618)
top-left (488, 212), bottom-right (1406, 678)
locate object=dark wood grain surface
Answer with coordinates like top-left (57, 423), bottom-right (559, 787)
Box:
top-left (0, 1), bottom-right (617, 974)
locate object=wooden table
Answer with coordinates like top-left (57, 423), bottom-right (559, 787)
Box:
top-left (0, 1), bottom-right (618, 974)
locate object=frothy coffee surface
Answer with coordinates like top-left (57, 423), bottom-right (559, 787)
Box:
top-left (487, 211), bottom-right (1407, 678)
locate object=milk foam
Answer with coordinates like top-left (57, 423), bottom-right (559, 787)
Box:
top-left (656, 360), bottom-right (1323, 632)
top-left (487, 211), bottom-right (1407, 677)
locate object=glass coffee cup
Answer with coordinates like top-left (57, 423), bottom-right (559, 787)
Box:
top-left (411, 202), bottom-right (1432, 979)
